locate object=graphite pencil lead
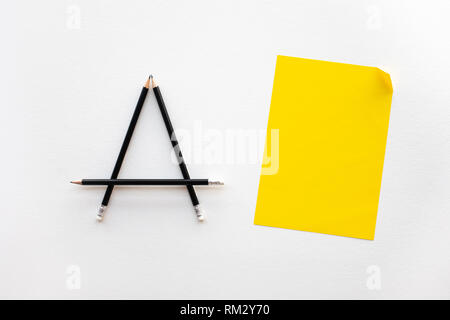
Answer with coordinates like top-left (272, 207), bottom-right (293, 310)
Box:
top-left (144, 76), bottom-right (151, 89)
top-left (70, 180), bottom-right (82, 185)
top-left (151, 75), bottom-right (157, 88)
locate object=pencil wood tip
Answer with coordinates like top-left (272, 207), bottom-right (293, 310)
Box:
top-left (151, 75), bottom-right (157, 88)
top-left (70, 180), bottom-right (82, 185)
top-left (144, 77), bottom-right (150, 89)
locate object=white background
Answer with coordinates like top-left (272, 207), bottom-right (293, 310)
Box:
top-left (1, 0), bottom-right (449, 299)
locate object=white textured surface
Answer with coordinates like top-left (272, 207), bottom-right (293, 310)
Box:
top-left (0, 0), bottom-right (449, 299)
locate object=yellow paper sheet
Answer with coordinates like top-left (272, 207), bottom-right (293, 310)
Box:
top-left (254, 56), bottom-right (393, 240)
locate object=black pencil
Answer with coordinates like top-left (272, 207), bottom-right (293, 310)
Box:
top-left (151, 76), bottom-right (205, 221)
top-left (97, 76), bottom-right (151, 221)
top-left (71, 179), bottom-right (224, 186)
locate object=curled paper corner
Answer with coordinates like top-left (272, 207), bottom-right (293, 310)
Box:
top-left (376, 67), bottom-right (393, 94)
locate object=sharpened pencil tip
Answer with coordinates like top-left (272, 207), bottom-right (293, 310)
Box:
top-left (151, 75), bottom-right (157, 88)
top-left (70, 180), bottom-right (82, 185)
top-left (144, 76), bottom-right (151, 89)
